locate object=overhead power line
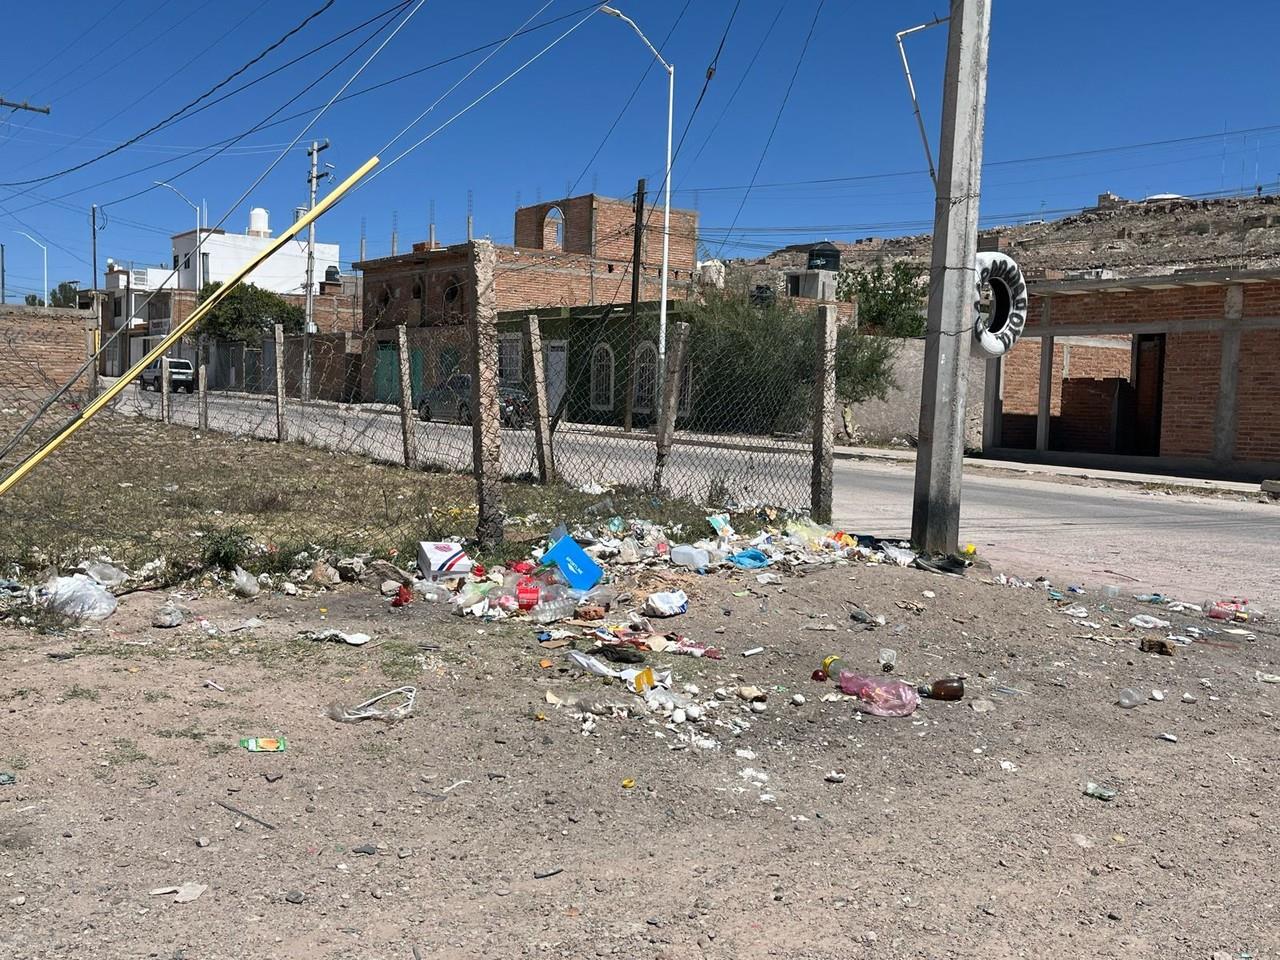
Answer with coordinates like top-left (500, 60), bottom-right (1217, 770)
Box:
top-left (0, 0), bottom-right (340, 188)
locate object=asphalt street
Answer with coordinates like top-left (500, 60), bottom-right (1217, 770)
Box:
top-left (118, 385), bottom-right (1279, 607)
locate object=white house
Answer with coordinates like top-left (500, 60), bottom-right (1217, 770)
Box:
top-left (170, 207), bottom-right (340, 296)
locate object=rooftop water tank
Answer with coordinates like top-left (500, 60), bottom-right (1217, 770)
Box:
top-left (248, 207), bottom-right (271, 238)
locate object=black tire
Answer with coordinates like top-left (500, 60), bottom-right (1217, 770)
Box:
top-left (457, 402), bottom-right (471, 425)
top-left (183, 384), bottom-right (194, 394)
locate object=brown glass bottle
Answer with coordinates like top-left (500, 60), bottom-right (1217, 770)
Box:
top-left (918, 678), bottom-right (964, 700)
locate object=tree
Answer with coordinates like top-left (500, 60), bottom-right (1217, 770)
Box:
top-left (195, 281), bottom-right (304, 343)
top-left (48, 281), bottom-right (80, 308)
top-left (837, 261), bottom-right (927, 337)
top-left (24, 293), bottom-right (44, 307)
top-left (682, 285), bottom-right (897, 435)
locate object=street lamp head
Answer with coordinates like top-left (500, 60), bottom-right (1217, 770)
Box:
top-left (599, 5), bottom-right (623, 17)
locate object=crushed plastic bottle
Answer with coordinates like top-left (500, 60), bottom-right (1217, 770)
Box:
top-left (618, 537), bottom-right (642, 564)
top-left (820, 656), bottom-right (918, 717)
top-left (531, 597), bottom-right (578, 624)
top-left (1203, 598), bottom-right (1262, 622)
top-left (1116, 687), bottom-right (1143, 709)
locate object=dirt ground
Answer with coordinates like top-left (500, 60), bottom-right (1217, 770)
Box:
top-left (1, 556), bottom-right (1276, 960)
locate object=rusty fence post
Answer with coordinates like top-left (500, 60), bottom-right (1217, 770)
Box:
top-left (810, 304), bottom-right (838, 523)
top-left (397, 323), bottom-right (417, 469)
top-left (468, 240), bottom-right (504, 548)
top-left (652, 320), bottom-right (689, 494)
top-left (274, 323), bottom-right (286, 442)
top-left (523, 313), bottom-right (555, 483)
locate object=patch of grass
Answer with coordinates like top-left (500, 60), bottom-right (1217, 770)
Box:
top-left (197, 697), bottom-right (230, 710)
top-left (65, 684), bottom-right (100, 702)
top-left (1, 687), bottom-right (40, 702)
top-left (142, 689), bottom-right (171, 703)
top-left (379, 640), bottom-right (424, 682)
top-left (155, 725), bottom-right (207, 741)
top-left (205, 741), bottom-right (233, 757)
top-left (199, 527), bottom-right (250, 571)
top-left (359, 739), bottom-right (395, 761)
top-left (7, 756), bottom-right (30, 771)
top-left (107, 738), bottom-right (147, 765)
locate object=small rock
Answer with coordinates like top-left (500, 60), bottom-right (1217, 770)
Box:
top-left (263, 772), bottom-right (283, 784)
top-left (352, 843), bottom-right (378, 856)
top-left (1182, 693), bottom-right (1198, 703)
top-left (380, 579), bottom-right (400, 597)
top-left (670, 708), bottom-right (686, 725)
top-left (922, 590), bottom-right (936, 599)
top-left (750, 701), bottom-right (767, 714)
top-left (1212, 952), bottom-right (1234, 960)
top-left (824, 770), bottom-right (846, 784)
top-left (397, 847), bottom-right (412, 859)
top-left (335, 558), bottom-right (366, 582)
top-left (735, 686), bottom-right (766, 703)
top-left (791, 694), bottom-right (806, 706)
top-left (152, 605), bottom-right (184, 629)
top-left (285, 890), bottom-right (305, 904)
top-left (684, 704), bottom-right (703, 721)
top-left (305, 804), bottom-right (317, 813)
top-left (1150, 689), bottom-right (1165, 701)
top-left (1070, 833), bottom-right (1094, 849)
top-left (371, 889), bottom-right (384, 900)
top-left (282, 582), bottom-right (299, 596)
top-left (195, 837), bottom-right (209, 848)
top-left (8, 895), bottom-right (26, 906)
top-left (310, 560), bottom-right (342, 586)
top-left (1139, 636), bottom-right (1176, 657)
top-left (970, 698), bottom-right (997, 713)
top-left (1158, 732), bottom-right (1179, 743)
top-left (495, 888), bottom-right (512, 897)
top-left (1107, 911), bottom-right (1121, 922)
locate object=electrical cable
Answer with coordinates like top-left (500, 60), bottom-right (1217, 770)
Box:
top-left (0, 1), bottom-right (341, 188)
top-left (714, 0), bottom-right (825, 255)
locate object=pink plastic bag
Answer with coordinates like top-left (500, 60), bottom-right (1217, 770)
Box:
top-left (835, 672), bottom-right (919, 717)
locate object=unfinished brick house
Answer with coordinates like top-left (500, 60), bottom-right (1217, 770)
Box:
top-left (352, 193), bottom-right (699, 408)
top-left (983, 269), bottom-right (1280, 480)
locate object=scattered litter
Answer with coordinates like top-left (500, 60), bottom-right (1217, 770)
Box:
top-left (0, 772), bottom-right (15, 786)
top-left (542, 535), bottom-right (604, 590)
top-left (84, 560), bottom-right (129, 588)
top-left (229, 617), bottom-right (265, 633)
top-left (833, 672), bottom-right (919, 717)
top-left (735, 686), bottom-right (767, 703)
top-left (1071, 833), bottom-right (1094, 849)
top-left (1128, 614), bottom-right (1171, 630)
top-left (741, 646), bottom-right (764, 657)
top-left (150, 882), bottom-right (207, 904)
top-left (238, 737), bottom-right (286, 753)
top-left (804, 622), bottom-right (837, 632)
top-left (533, 867), bottom-right (564, 880)
top-left (881, 544), bottom-right (916, 567)
top-left (728, 548), bottom-right (771, 570)
top-left (824, 770), bottom-right (846, 784)
top-left (204, 679), bottom-right (224, 692)
top-left (566, 649), bottom-right (669, 693)
top-left (302, 628), bottom-right (371, 646)
top-left (922, 590), bottom-right (936, 600)
top-left (417, 541), bottom-right (473, 580)
top-left (1060, 604), bottom-right (1089, 619)
top-left (643, 590), bottom-right (688, 618)
top-left (999, 760), bottom-right (1018, 773)
top-left (1256, 671), bottom-right (1280, 684)
top-left (1150, 689), bottom-right (1165, 702)
top-left (231, 566), bottom-right (260, 598)
top-left (1116, 688), bottom-right (1143, 709)
top-left (1083, 781), bottom-right (1117, 802)
top-left (327, 686), bottom-right (417, 723)
top-left (878, 648), bottom-right (898, 673)
top-left (391, 585), bottom-right (413, 607)
top-left (213, 799), bottom-right (276, 830)
top-left (1158, 733), bottom-right (1179, 743)
top-left (755, 573), bottom-right (783, 586)
top-left (41, 574), bottom-right (117, 621)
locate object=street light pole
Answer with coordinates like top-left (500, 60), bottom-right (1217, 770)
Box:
top-left (599, 5), bottom-right (674, 424)
top-left (155, 181), bottom-right (202, 298)
top-left (16, 231), bottom-right (46, 307)
top-left (303, 139), bottom-right (330, 402)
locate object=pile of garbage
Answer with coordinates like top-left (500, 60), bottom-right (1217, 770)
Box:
top-left (405, 513), bottom-right (970, 626)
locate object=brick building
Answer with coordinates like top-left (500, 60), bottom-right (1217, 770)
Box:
top-left (0, 304), bottom-right (97, 406)
top-left (983, 269), bottom-right (1280, 479)
top-left (352, 193), bottom-right (700, 407)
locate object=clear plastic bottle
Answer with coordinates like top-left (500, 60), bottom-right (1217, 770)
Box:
top-left (531, 597), bottom-right (578, 624)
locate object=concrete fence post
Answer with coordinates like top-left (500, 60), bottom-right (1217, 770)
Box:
top-left (652, 320), bottom-right (690, 494)
top-left (274, 323), bottom-right (287, 442)
top-left (810, 304), bottom-right (838, 524)
top-left (523, 313), bottom-right (555, 483)
top-left (197, 336), bottom-right (209, 432)
top-left (159, 356), bottom-right (171, 424)
top-left (468, 240), bottom-right (504, 548)
top-left (397, 324), bottom-right (417, 469)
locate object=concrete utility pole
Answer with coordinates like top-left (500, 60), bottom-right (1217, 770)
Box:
top-left (1, 243), bottom-right (6, 304)
top-left (624, 176), bottom-right (646, 432)
top-left (910, 0), bottom-right (991, 556)
top-left (303, 139), bottom-right (329, 401)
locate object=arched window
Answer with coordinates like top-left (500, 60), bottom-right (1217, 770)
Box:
top-left (443, 275), bottom-right (463, 321)
top-left (590, 343), bottom-right (615, 411)
top-left (542, 206), bottom-right (564, 251)
top-left (411, 279), bottom-right (423, 300)
top-left (633, 341), bottom-right (657, 414)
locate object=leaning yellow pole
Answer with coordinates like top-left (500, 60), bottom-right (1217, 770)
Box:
top-left (0, 155), bottom-right (380, 500)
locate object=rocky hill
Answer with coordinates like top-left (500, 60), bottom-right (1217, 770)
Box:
top-left (729, 191), bottom-right (1280, 288)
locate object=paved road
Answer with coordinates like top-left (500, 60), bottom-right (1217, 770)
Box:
top-left (833, 459), bottom-right (1280, 607)
top-left (116, 386), bottom-right (1278, 606)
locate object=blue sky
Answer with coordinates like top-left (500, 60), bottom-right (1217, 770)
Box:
top-left (1, 0), bottom-right (1277, 301)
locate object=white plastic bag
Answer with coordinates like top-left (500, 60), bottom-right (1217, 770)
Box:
top-left (43, 574), bottom-right (117, 621)
top-left (643, 590), bottom-right (688, 618)
top-left (232, 566), bottom-right (260, 598)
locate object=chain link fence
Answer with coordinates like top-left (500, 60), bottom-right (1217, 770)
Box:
top-left (0, 287), bottom-right (830, 574)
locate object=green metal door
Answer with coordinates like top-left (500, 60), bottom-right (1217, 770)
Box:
top-left (373, 343), bottom-right (399, 403)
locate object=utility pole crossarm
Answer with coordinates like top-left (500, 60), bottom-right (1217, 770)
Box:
top-left (0, 97), bottom-right (51, 115)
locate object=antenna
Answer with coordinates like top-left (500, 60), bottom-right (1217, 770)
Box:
top-left (359, 216), bottom-right (366, 262)
top-left (429, 199), bottom-right (436, 249)
top-left (391, 211), bottom-right (398, 256)
top-left (466, 189), bottom-right (474, 242)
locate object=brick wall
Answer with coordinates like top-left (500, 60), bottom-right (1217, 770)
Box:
top-left (1157, 330), bottom-right (1221, 457)
top-left (1234, 329), bottom-right (1280, 461)
top-left (1058, 378), bottom-right (1121, 452)
top-left (512, 195), bottom-right (698, 274)
top-left (0, 305), bottom-right (95, 401)
top-left (169, 286), bottom-right (360, 334)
